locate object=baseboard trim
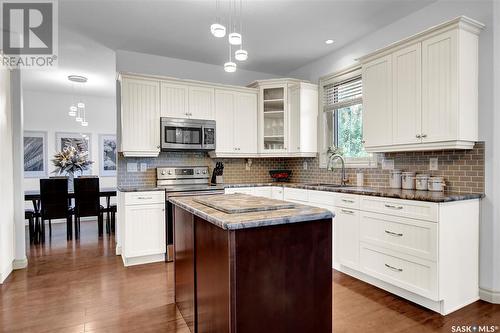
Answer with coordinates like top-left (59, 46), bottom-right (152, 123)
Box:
top-left (12, 258), bottom-right (28, 270)
top-left (0, 262), bottom-right (13, 284)
top-left (479, 288), bottom-right (500, 304)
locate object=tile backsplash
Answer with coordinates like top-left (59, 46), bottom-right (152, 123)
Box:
top-left (118, 142), bottom-right (484, 194)
top-left (287, 142), bottom-right (485, 194)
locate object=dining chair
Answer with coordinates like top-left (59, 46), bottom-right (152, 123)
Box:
top-left (73, 177), bottom-right (105, 238)
top-left (39, 178), bottom-right (73, 242)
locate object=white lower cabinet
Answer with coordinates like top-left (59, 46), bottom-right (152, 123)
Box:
top-left (223, 185), bottom-right (479, 315)
top-left (335, 207), bottom-right (360, 270)
top-left (118, 191), bottom-right (166, 266)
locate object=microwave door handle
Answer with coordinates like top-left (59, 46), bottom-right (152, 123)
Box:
top-left (201, 125), bottom-right (206, 148)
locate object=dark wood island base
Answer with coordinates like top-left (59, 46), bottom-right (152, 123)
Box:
top-left (173, 203), bottom-right (332, 333)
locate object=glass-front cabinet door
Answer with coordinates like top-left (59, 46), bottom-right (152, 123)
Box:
top-left (261, 85), bottom-right (287, 153)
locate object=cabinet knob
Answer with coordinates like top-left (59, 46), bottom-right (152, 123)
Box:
top-left (416, 134), bottom-right (421, 138)
top-left (156, 145), bottom-right (160, 149)
top-left (361, 140), bottom-right (365, 144)
top-left (421, 134), bottom-right (427, 138)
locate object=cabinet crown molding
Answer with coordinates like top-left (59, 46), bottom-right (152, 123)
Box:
top-left (359, 16), bottom-right (485, 64)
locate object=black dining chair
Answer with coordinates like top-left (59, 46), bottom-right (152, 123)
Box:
top-left (25, 209), bottom-right (36, 244)
top-left (39, 178), bottom-right (73, 242)
top-left (73, 177), bottom-right (105, 238)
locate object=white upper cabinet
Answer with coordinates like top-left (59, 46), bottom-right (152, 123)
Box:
top-left (234, 92), bottom-right (258, 154)
top-left (211, 88), bottom-right (258, 157)
top-left (362, 55), bottom-right (393, 148)
top-left (421, 30), bottom-right (458, 143)
top-left (120, 76), bottom-right (161, 157)
top-left (392, 43), bottom-right (422, 145)
top-left (160, 82), bottom-right (214, 120)
top-left (288, 82), bottom-right (318, 154)
top-left (188, 86), bottom-right (215, 120)
top-left (160, 82), bottom-right (188, 118)
top-left (249, 79), bottom-right (318, 157)
top-left (360, 16), bottom-right (484, 152)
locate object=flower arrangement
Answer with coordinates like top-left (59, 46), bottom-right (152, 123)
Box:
top-left (52, 145), bottom-right (94, 176)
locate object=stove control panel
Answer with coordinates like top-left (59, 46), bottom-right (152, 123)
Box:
top-left (157, 166), bottom-right (210, 180)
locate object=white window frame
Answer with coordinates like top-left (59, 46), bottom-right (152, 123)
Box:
top-left (318, 65), bottom-right (378, 169)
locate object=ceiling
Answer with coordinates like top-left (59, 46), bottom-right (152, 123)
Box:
top-left (59, 0), bottom-right (435, 76)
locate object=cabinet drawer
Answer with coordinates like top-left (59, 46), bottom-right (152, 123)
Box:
top-left (283, 188), bottom-right (308, 202)
top-left (124, 191), bottom-right (165, 205)
top-left (360, 212), bottom-right (437, 261)
top-left (335, 193), bottom-right (360, 209)
top-left (308, 190), bottom-right (336, 206)
top-left (253, 187), bottom-right (273, 198)
top-left (225, 187), bottom-right (255, 195)
top-left (360, 244), bottom-right (438, 300)
top-left (360, 196), bottom-right (438, 222)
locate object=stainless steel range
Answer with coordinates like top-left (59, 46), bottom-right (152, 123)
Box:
top-left (157, 166), bottom-right (225, 261)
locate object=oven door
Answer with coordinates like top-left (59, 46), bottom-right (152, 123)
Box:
top-left (165, 189), bottom-right (225, 262)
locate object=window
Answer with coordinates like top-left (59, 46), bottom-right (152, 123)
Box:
top-left (319, 67), bottom-right (377, 168)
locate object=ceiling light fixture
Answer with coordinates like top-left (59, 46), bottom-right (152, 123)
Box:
top-left (325, 39), bottom-right (334, 45)
top-left (68, 105), bottom-right (77, 117)
top-left (210, 0), bottom-right (226, 38)
top-left (234, 0), bottom-right (248, 61)
top-left (224, 44), bottom-right (237, 72)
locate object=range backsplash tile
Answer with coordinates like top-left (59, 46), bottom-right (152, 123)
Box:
top-left (117, 152), bottom-right (287, 187)
top-left (118, 142), bottom-right (484, 194)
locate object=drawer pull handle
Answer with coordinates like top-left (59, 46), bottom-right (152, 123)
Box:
top-left (342, 199), bottom-right (355, 203)
top-left (137, 196), bottom-right (153, 200)
top-left (341, 209), bottom-right (355, 214)
top-left (384, 204), bottom-right (403, 210)
top-left (385, 264), bottom-right (403, 272)
top-left (385, 230), bottom-right (403, 237)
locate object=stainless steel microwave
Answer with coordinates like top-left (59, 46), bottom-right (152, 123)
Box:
top-left (160, 117), bottom-right (216, 151)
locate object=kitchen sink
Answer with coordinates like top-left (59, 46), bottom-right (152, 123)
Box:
top-left (304, 183), bottom-right (378, 193)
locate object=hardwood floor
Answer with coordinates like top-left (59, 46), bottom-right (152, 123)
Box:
top-left (0, 221), bottom-right (499, 332)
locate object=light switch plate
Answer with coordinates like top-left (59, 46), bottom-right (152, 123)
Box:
top-left (303, 161), bottom-right (308, 170)
top-left (127, 162), bottom-right (138, 172)
top-left (429, 158), bottom-right (439, 171)
top-left (382, 159), bottom-right (395, 170)
top-left (140, 163), bottom-right (148, 172)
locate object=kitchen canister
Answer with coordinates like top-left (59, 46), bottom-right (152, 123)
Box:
top-left (401, 171), bottom-right (416, 190)
top-left (389, 170), bottom-right (402, 189)
top-left (428, 176), bottom-right (446, 192)
top-left (357, 172), bottom-right (364, 187)
top-left (415, 174), bottom-right (430, 191)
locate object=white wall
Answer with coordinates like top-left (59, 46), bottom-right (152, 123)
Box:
top-left (0, 67), bottom-right (15, 283)
top-left (288, 0), bottom-right (500, 299)
top-left (116, 49), bottom-right (278, 86)
top-left (23, 90), bottom-right (117, 191)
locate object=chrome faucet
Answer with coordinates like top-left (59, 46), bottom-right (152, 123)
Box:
top-left (326, 147), bottom-right (349, 186)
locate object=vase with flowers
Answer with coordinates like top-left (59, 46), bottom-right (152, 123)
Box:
top-left (52, 145), bottom-right (94, 191)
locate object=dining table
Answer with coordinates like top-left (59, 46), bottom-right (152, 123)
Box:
top-left (24, 187), bottom-right (117, 242)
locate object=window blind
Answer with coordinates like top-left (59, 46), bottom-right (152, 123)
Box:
top-left (323, 75), bottom-right (362, 112)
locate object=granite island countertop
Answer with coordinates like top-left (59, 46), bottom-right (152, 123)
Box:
top-left (224, 183), bottom-right (484, 203)
top-left (169, 194), bottom-right (333, 230)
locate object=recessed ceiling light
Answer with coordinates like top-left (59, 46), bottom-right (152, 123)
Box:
top-left (325, 39), bottom-right (334, 45)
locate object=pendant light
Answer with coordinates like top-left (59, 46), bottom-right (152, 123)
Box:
top-left (228, 0), bottom-right (241, 45)
top-left (224, 44), bottom-right (237, 72)
top-left (210, 0), bottom-right (226, 38)
top-left (234, 0), bottom-right (248, 61)
top-left (68, 75), bottom-right (88, 126)
top-left (68, 105), bottom-right (77, 117)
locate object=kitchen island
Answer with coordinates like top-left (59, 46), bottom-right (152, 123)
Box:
top-left (171, 193), bottom-right (333, 333)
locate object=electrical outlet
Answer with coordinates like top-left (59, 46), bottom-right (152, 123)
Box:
top-left (382, 159), bottom-right (394, 170)
top-left (429, 158), bottom-right (439, 171)
top-left (127, 162), bottom-right (138, 172)
top-left (303, 161), bottom-right (308, 170)
top-left (140, 163), bottom-right (148, 172)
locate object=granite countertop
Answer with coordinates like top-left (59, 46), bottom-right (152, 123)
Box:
top-left (117, 186), bottom-right (165, 192)
top-left (223, 183), bottom-right (484, 203)
top-left (169, 194), bottom-right (333, 230)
